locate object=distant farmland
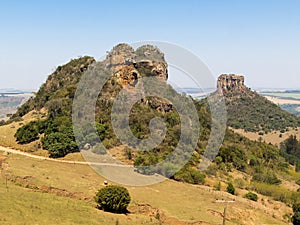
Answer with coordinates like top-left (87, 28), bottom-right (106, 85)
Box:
top-left (0, 93), bottom-right (32, 120)
top-left (262, 92), bottom-right (300, 100)
top-left (260, 92), bottom-right (300, 116)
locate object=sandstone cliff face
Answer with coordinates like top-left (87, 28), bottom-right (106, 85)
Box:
top-left (105, 43), bottom-right (171, 112)
top-left (217, 74), bottom-right (245, 93)
top-left (105, 43), bottom-right (168, 89)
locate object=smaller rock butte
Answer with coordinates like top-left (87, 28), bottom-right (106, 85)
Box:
top-left (217, 74), bottom-right (245, 93)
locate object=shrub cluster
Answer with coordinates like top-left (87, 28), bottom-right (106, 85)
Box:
top-left (95, 185), bottom-right (130, 213)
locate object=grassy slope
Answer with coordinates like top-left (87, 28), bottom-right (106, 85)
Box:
top-left (0, 184), bottom-right (156, 225)
top-left (0, 151), bottom-right (289, 225)
top-left (0, 110), bottom-right (294, 224)
top-left (232, 127), bottom-right (300, 146)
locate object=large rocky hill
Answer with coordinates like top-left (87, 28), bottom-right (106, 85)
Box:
top-left (3, 44), bottom-right (300, 224)
top-left (5, 44), bottom-right (300, 213)
top-left (217, 74), bottom-right (300, 133)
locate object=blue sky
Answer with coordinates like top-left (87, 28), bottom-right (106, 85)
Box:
top-left (0, 0), bottom-right (299, 90)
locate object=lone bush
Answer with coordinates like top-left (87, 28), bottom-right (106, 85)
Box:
top-left (293, 203), bottom-right (300, 225)
top-left (243, 192), bottom-right (258, 201)
top-left (226, 182), bottom-right (235, 195)
top-left (95, 185), bottom-right (130, 213)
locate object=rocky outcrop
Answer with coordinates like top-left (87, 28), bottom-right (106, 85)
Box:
top-left (105, 43), bottom-right (136, 67)
top-left (105, 43), bottom-right (168, 89)
top-left (146, 97), bottom-right (173, 113)
top-left (105, 43), bottom-right (171, 112)
top-left (113, 65), bottom-right (140, 87)
top-left (217, 74), bottom-right (245, 93)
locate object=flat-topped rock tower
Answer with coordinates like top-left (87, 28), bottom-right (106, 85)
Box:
top-left (217, 74), bottom-right (245, 93)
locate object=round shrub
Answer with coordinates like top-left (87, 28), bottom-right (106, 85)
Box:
top-left (95, 185), bottom-right (131, 213)
top-left (243, 192), bottom-right (258, 201)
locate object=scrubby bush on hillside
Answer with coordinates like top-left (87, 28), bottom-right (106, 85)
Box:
top-left (174, 167), bottom-right (206, 184)
top-left (218, 146), bottom-right (247, 171)
top-left (251, 170), bottom-right (281, 185)
top-left (293, 203), bottom-right (300, 225)
top-left (280, 135), bottom-right (300, 171)
top-left (95, 185), bottom-right (130, 213)
top-left (243, 192), bottom-right (258, 201)
top-left (226, 182), bottom-right (235, 195)
top-left (250, 182), bottom-right (300, 205)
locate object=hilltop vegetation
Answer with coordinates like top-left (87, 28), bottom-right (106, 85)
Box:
top-left (221, 82), bottom-right (300, 133)
top-left (226, 89), bottom-right (300, 133)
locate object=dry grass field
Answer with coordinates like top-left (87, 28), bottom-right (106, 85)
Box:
top-left (0, 149), bottom-right (291, 225)
top-left (0, 110), bottom-right (294, 224)
top-left (232, 127), bottom-right (300, 146)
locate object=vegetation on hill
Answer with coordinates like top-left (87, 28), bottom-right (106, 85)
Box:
top-left (280, 104), bottom-right (300, 117)
top-left (12, 56), bottom-right (95, 157)
top-left (280, 135), bottom-right (300, 171)
top-left (224, 87), bottom-right (300, 133)
top-left (8, 45), bottom-right (300, 194)
top-left (243, 192), bottom-right (258, 201)
top-left (293, 203), bottom-right (300, 225)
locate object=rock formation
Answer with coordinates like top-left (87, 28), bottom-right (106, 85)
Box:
top-left (105, 43), bottom-right (168, 89)
top-left (217, 74), bottom-right (245, 93)
top-left (105, 43), bottom-right (136, 67)
top-left (105, 43), bottom-right (171, 112)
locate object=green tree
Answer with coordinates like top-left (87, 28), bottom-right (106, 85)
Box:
top-left (293, 203), bottom-right (300, 225)
top-left (226, 182), bottom-right (235, 195)
top-left (285, 135), bottom-right (300, 156)
top-left (15, 120), bottom-right (45, 144)
top-left (293, 212), bottom-right (300, 225)
top-left (41, 126), bottom-right (78, 158)
top-left (95, 185), bottom-right (131, 213)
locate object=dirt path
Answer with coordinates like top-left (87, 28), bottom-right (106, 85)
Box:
top-left (0, 145), bottom-right (131, 167)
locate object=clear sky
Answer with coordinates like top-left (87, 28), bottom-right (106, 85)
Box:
top-left (0, 0), bottom-right (299, 90)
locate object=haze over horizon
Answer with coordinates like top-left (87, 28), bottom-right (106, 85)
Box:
top-left (1, 0), bottom-right (299, 90)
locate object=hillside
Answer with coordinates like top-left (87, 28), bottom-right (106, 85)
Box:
top-left (0, 148), bottom-right (291, 225)
top-left (7, 44), bottom-right (290, 179)
top-left (217, 74), bottom-right (300, 133)
top-left (5, 44), bottom-right (298, 180)
top-left (3, 44), bottom-right (300, 224)
top-left (9, 43), bottom-right (212, 181)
